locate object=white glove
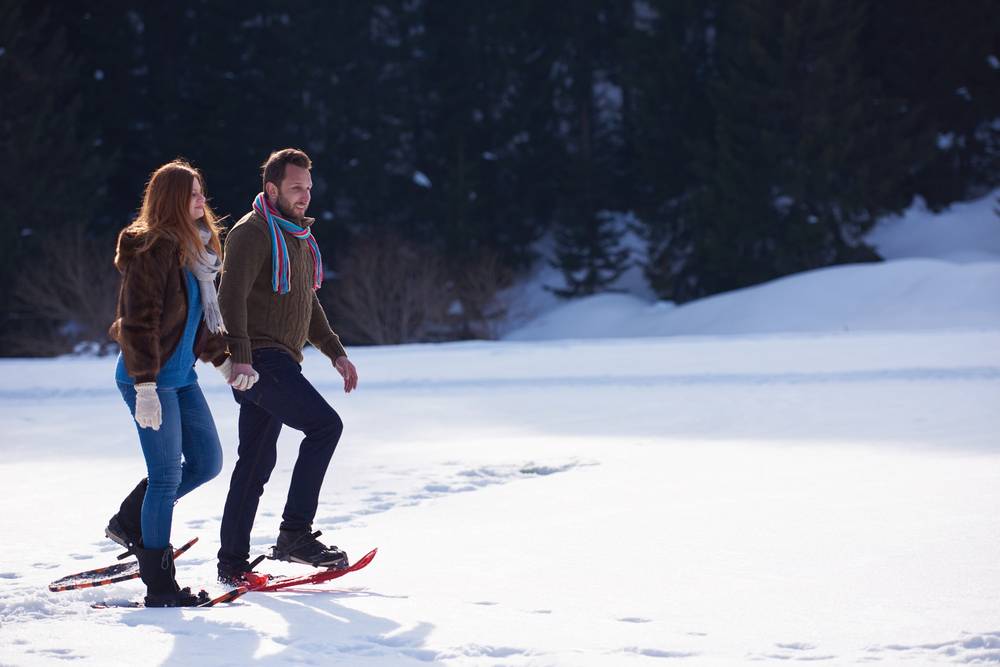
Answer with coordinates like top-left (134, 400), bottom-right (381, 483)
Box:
top-left (134, 382), bottom-right (162, 431)
top-left (217, 358), bottom-right (233, 383)
top-left (233, 367), bottom-right (259, 391)
top-left (219, 359), bottom-right (259, 392)
top-left (235, 371), bottom-right (259, 392)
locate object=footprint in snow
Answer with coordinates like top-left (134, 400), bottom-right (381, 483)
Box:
top-left (750, 643), bottom-right (836, 662)
top-left (424, 483), bottom-right (452, 493)
top-left (28, 647), bottom-right (81, 660)
top-left (776, 643), bottom-right (817, 651)
top-left (455, 644), bottom-right (528, 658)
top-left (316, 461), bottom-right (588, 532)
top-left (618, 617), bottom-right (652, 624)
top-left (0, 572), bottom-right (21, 579)
top-left (623, 646), bottom-right (698, 659)
top-left (865, 631), bottom-right (1000, 663)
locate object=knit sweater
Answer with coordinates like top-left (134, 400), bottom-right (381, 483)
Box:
top-left (217, 210), bottom-right (346, 365)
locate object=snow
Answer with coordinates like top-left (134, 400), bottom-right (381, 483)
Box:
top-left (867, 190), bottom-right (1000, 263)
top-left (1, 191), bottom-right (999, 665)
top-left (505, 258), bottom-right (1000, 340)
top-left (505, 189), bottom-right (1000, 341)
top-left (412, 171), bottom-right (432, 188)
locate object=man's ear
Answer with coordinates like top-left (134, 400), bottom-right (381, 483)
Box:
top-left (265, 182), bottom-right (278, 200)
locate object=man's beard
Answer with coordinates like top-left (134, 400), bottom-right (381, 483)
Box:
top-left (275, 194), bottom-right (304, 222)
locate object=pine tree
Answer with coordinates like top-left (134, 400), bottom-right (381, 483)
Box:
top-left (627, 0), bottom-right (714, 215)
top-left (646, 0), bottom-right (918, 302)
top-left (548, 1), bottom-right (633, 297)
top-left (865, 0), bottom-right (1000, 207)
top-left (401, 1), bottom-right (565, 270)
top-left (550, 210), bottom-right (631, 297)
top-left (0, 4), bottom-right (111, 353)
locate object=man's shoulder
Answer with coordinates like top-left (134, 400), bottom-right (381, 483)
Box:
top-left (227, 211), bottom-right (269, 243)
top-left (232, 210), bottom-right (267, 230)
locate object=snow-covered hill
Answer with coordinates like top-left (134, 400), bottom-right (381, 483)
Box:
top-left (504, 190), bottom-right (1000, 341)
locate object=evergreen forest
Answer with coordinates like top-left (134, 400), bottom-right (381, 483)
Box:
top-left (2, 1), bottom-right (997, 353)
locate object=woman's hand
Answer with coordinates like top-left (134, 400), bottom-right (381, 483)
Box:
top-left (134, 383), bottom-right (162, 430)
top-left (217, 358), bottom-right (259, 391)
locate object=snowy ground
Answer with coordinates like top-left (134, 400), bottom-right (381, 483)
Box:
top-left (2, 331), bottom-right (999, 666)
top-left (1, 191), bottom-right (998, 665)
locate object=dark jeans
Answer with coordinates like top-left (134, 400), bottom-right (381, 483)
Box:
top-left (217, 348), bottom-right (343, 568)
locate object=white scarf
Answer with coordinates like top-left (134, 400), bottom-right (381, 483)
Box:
top-left (188, 222), bottom-right (226, 334)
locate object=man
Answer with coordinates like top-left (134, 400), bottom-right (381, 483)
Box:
top-left (216, 148), bottom-right (359, 584)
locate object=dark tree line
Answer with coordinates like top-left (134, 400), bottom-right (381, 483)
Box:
top-left (2, 0), bottom-right (998, 353)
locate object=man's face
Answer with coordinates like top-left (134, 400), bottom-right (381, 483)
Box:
top-left (269, 164), bottom-right (312, 221)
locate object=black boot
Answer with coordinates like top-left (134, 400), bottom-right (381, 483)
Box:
top-left (217, 560), bottom-right (255, 586)
top-left (135, 545), bottom-right (204, 608)
top-left (273, 529), bottom-right (348, 569)
top-left (106, 478), bottom-right (147, 549)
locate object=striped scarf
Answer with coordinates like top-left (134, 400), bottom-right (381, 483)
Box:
top-left (252, 192), bottom-right (323, 294)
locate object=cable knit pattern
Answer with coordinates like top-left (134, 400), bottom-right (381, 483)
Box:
top-left (218, 210), bottom-right (346, 365)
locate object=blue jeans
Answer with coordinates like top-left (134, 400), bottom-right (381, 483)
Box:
top-left (118, 381), bottom-right (223, 549)
top-left (217, 348), bottom-right (343, 568)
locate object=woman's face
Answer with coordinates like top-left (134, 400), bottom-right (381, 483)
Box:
top-left (189, 176), bottom-right (206, 221)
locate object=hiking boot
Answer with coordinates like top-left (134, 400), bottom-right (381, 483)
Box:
top-left (217, 560), bottom-right (264, 587)
top-left (135, 545), bottom-right (205, 607)
top-left (272, 529), bottom-right (348, 569)
top-left (105, 515), bottom-right (138, 549)
top-left (105, 478), bottom-right (147, 549)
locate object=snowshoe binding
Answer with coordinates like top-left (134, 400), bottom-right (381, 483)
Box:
top-left (270, 529), bottom-right (348, 569)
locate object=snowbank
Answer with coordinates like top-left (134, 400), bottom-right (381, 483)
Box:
top-left (868, 190), bottom-right (1000, 263)
top-left (505, 259), bottom-right (1000, 340)
top-left (505, 190), bottom-right (1000, 341)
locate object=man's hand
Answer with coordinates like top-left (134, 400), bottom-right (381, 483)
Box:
top-left (225, 360), bottom-right (259, 392)
top-left (334, 356), bottom-right (358, 393)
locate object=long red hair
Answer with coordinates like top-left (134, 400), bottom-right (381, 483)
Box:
top-left (118, 160), bottom-right (222, 269)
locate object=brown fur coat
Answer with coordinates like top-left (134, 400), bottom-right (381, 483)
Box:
top-left (108, 230), bottom-right (228, 383)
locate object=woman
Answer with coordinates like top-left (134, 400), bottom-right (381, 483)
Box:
top-left (105, 160), bottom-right (256, 607)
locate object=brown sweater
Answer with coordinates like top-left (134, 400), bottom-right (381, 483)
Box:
top-left (109, 230), bottom-right (228, 383)
top-left (218, 210), bottom-right (346, 365)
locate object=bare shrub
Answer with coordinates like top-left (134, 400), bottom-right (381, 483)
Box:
top-left (5, 227), bottom-right (119, 356)
top-left (325, 233), bottom-right (452, 345)
top-left (447, 251), bottom-right (513, 340)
